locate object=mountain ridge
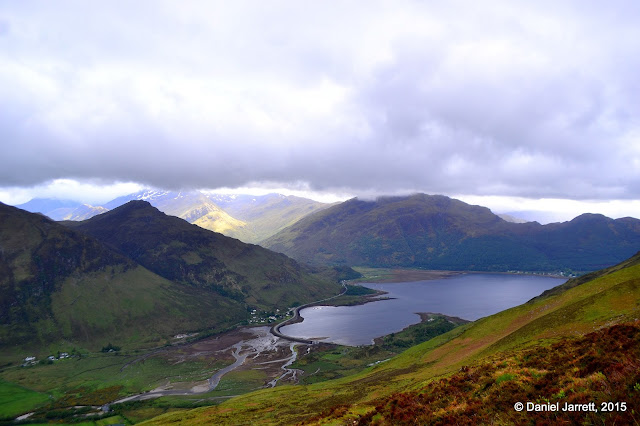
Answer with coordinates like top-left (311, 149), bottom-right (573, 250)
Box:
top-left (1, 200), bottom-right (341, 357)
top-left (0, 202), bottom-right (246, 354)
top-left (24, 190), bottom-right (333, 243)
top-left (64, 200), bottom-right (342, 310)
top-left (263, 193), bottom-right (640, 272)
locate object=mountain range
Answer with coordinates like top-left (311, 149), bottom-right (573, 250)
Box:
top-left (14, 191), bottom-right (640, 273)
top-left (15, 198), bottom-right (108, 221)
top-left (18, 190), bottom-right (332, 244)
top-left (264, 193), bottom-right (640, 272)
top-left (3, 192), bottom-right (640, 423)
top-left (0, 201), bottom-right (340, 356)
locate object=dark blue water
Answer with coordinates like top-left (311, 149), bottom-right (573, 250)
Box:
top-left (280, 274), bottom-right (566, 346)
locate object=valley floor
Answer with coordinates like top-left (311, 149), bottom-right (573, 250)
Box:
top-left (1, 326), bottom-right (312, 423)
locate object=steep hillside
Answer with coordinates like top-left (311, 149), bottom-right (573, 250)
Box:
top-left (143, 252), bottom-right (640, 425)
top-left (61, 204), bottom-right (108, 220)
top-left (0, 203), bottom-right (245, 356)
top-left (66, 201), bottom-right (342, 310)
top-left (264, 194), bottom-right (640, 272)
top-left (103, 190), bottom-right (253, 240)
top-left (143, 191), bottom-right (256, 242)
top-left (207, 193), bottom-right (333, 242)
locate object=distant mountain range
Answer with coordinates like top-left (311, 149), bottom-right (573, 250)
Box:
top-left (16, 198), bottom-right (108, 221)
top-left (17, 190), bottom-right (332, 244)
top-left (263, 194), bottom-right (640, 272)
top-left (14, 191), bottom-right (640, 273)
top-left (0, 201), bottom-right (341, 354)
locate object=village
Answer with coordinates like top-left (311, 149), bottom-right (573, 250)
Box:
top-left (22, 352), bottom-right (72, 367)
top-left (247, 307), bottom-right (293, 325)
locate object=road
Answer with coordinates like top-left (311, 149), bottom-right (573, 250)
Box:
top-left (270, 281), bottom-right (347, 343)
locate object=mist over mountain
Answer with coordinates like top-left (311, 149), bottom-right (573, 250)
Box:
top-left (16, 198), bottom-right (108, 221)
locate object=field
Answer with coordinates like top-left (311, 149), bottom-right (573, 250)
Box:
top-left (352, 267), bottom-right (463, 283)
top-left (0, 380), bottom-right (50, 419)
top-left (0, 340), bottom-right (235, 423)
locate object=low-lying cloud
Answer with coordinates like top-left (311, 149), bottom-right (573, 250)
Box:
top-left (1, 1), bottom-right (639, 201)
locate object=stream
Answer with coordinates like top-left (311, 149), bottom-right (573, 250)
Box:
top-left (105, 327), bottom-right (301, 410)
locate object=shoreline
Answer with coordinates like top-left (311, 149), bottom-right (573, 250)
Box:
top-left (371, 312), bottom-right (470, 346)
top-left (354, 268), bottom-right (567, 284)
top-left (353, 268), bottom-right (464, 283)
top-left (270, 281), bottom-right (348, 344)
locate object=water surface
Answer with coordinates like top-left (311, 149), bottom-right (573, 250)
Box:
top-left (280, 274), bottom-right (566, 346)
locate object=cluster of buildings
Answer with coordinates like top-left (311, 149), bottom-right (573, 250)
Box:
top-left (248, 308), bottom-right (292, 325)
top-left (22, 352), bottom-right (70, 367)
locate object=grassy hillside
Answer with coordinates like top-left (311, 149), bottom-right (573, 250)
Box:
top-left (208, 194), bottom-right (333, 243)
top-left (143, 252), bottom-right (640, 425)
top-left (264, 194), bottom-right (640, 272)
top-left (66, 201), bottom-right (342, 311)
top-left (139, 192), bottom-right (257, 242)
top-left (192, 210), bottom-right (253, 241)
top-left (0, 202), bottom-right (246, 359)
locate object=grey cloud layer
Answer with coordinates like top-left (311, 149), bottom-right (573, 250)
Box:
top-left (1, 1), bottom-right (639, 199)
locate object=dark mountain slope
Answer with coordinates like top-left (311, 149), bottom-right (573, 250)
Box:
top-left (264, 194), bottom-right (640, 272)
top-left (0, 203), bottom-right (245, 354)
top-left (66, 201), bottom-right (341, 309)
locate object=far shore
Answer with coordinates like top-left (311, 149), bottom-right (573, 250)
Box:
top-left (352, 267), bottom-right (568, 284)
top-left (352, 268), bottom-right (464, 283)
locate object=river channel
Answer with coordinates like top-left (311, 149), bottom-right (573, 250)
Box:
top-left (279, 273), bottom-right (566, 346)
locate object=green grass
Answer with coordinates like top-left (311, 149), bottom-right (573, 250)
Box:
top-left (0, 350), bottom-right (231, 420)
top-left (0, 379), bottom-right (50, 418)
top-left (288, 315), bottom-right (465, 387)
top-left (0, 344), bottom-right (280, 423)
top-left (291, 346), bottom-right (395, 384)
top-left (18, 354), bottom-right (221, 392)
top-left (350, 267), bottom-right (397, 282)
top-left (139, 256), bottom-right (640, 425)
top-left (95, 415), bottom-right (128, 425)
top-left (208, 369), bottom-right (268, 395)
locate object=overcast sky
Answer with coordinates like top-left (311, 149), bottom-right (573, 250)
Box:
top-left (1, 1), bottom-right (639, 222)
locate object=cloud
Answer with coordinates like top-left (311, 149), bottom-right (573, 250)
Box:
top-left (1, 1), bottom-right (639, 201)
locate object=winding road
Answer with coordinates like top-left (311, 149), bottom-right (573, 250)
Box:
top-left (102, 283), bottom-right (348, 412)
top-left (270, 281), bottom-right (348, 343)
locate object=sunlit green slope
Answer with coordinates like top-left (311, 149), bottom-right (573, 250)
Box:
top-left (143, 251), bottom-right (640, 425)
